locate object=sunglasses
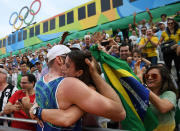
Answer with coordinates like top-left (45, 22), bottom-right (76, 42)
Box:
top-left (168, 22), bottom-right (174, 25)
top-left (141, 29), bottom-right (146, 31)
top-left (144, 73), bottom-right (159, 80)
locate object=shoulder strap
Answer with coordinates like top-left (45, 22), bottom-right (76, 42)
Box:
top-left (166, 28), bottom-right (171, 37)
top-left (0, 84), bottom-right (14, 111)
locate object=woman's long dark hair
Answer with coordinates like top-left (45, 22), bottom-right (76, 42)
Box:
top-left (22, 56), bottom-right (33, 68)
top-left (166, 18), bottom-right (179, 35)
top-left (143, 65), bottom-right (178, 98)
top-left (67, 50), bottom-right (101, 87)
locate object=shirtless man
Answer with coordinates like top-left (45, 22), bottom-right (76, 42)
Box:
top-left (30, 45), bottom-right (126, 131)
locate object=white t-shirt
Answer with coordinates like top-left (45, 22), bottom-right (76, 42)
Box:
top-left (129, 35), bottom-right (138, 45)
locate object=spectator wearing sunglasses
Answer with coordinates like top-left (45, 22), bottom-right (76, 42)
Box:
top-left (159, 17), bottom-right (180, 83)
top-left (142, 66), bottom-right (178, 131)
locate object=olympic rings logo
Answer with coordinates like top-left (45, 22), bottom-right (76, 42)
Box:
top-left (9, 0), bottom-right (41, 30)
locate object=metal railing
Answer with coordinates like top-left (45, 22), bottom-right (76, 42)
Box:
top-left (0, 116), bottom-right (128, 131)
top-left (0, 116), bottom-right (37, 124)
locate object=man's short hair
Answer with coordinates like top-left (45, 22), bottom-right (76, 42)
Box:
top-left (119, 42), bottom-right (132, 52)
top-left (22, 74), bottom-right (37, 86)
top-left (161, 14), bottom-right (167, 18)
top-left (141, 26), bottom-right (147, 30)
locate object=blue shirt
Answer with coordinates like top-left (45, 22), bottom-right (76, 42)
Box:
top-left (130, 60), bottom-right (146, 70)
top-left (35, 77), bottom-right (82, 131)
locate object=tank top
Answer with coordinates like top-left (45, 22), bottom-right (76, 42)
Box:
top-left (35, 76), bottom-right (82, 131)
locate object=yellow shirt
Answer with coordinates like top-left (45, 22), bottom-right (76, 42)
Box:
top-left (161, 28), bottom-right (180, 44)
top-left (139, 36), bottom-right (159, 57)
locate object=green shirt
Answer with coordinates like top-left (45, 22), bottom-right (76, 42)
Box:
top-left (150, 91), bottom-right (176, 131)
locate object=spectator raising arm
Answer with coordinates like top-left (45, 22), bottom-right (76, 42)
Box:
top-left (146, 8), bottom-right (153, 26)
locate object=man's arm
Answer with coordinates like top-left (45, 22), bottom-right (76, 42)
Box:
top-left (138, 38), bottom-right (148, 50)
top-left (59, 77), bottom-right (126, 122)
top-left (3, 102), bottom-right (22, 114)
top-left (41, 105), bottom-right (84, 127)
top-left (59, 32), bottom-right (69, 45)
top-left (146, 8), bottom-right (153, 26)
top-left (149, 40), bottom-right (158, 47)
top-left (133, 12), bottom-right (138, 27)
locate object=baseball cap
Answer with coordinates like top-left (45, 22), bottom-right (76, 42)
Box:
top-left (66, 43), bottom-right (71, 46)
top-left (167, 17), bottom-right (174, 20)
top-left (70, 44), bottom-right (81, 50)
top-left (35, 60), bottom-right (42, 65)
top-left (47, 45), bottom-right (71, 63)
top-left (158, 22), bottom-right (164, 25)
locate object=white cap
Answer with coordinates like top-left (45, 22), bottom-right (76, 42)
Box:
top-left (70, 44), bottom-right (81, 50)
top-left (47, 45), bottom-right (71, 63)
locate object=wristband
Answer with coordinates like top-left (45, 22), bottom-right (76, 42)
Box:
top-left (33, 107), bottom-right (43, 120)
top-left (37, 107), bottom-right (43, 120)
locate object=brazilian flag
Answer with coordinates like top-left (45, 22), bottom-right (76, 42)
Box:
top-left (90, 45), bottom-right (158, 131)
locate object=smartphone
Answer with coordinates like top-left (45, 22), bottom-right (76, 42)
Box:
top-left (101, 41), bottom-right (109, 46)
top-left (18, 99), bottom-right (22, 103)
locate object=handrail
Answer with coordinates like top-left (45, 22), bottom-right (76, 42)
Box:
top-left (0, 116), bottom-right (37, 124)
top-left (0, 116), bottom-right (128, 131)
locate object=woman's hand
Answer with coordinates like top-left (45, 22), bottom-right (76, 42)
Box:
top-left (85, 58), bottom-right (97, 76)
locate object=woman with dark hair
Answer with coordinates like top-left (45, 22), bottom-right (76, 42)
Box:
top-left (142, 65), bottom-right (178, 131)
top-left (22, 56), bottom-right (33, 69)
top-left (64, 50), bottom-right (106, 127)
top-left (64, 50), bottom-right (101, 90)
top-left (159, 17), bottom-right (180, 82)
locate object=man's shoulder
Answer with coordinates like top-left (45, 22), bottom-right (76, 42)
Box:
top-left (60, 77), bottom-right (83, 87)
top-left (58, 77), bottom-right (86, 93)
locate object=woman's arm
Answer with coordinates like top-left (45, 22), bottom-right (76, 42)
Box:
top-left (149, 91), bottom-right (176, 114)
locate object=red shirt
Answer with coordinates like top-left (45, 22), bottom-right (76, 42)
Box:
top-left (9, 90), bottom-right (36, 131)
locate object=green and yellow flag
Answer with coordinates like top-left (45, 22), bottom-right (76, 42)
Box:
top-left (90, 45), bottom-right (158, 131)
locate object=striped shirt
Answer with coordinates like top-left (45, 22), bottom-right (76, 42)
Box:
top-left (0, 84), bottom-right (17, 126)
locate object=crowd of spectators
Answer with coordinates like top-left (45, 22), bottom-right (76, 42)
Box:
top-left (0, 9), bottom-right (179, 131)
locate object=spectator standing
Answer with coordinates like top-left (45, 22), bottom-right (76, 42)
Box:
top-left (129, 30), bottom-right (139, 47)
top-left (160, 14), bottom-right (168, 27)
top-left (156, 22), bottom-right (166, 61)
top-left (133, 8), bottom-right (153, 36)
top-left (0, 68), bottom-right (17, 126)
top-left (159, 17), bottom-right (180, 82)
top-left (34, 61), bottom-right (43, 81)
top-left (15, 56), bottom-right (21, 70)
top-left (17, 62), bottom-right (29, 90)
top-left (117, 28), bottom-right (124, 41)
top-left (156, 22), bottom-right (166, 40)
top-left (21, 56), bottom-right (33, 70)
top-left (82, 35), bottom-right (92, 50)
top-left (4, 74), bottom-right (36, 131)
top-left (30, 53), bottom-right (38, 65)
top-left (138, 29), bottom-right (159, 65)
